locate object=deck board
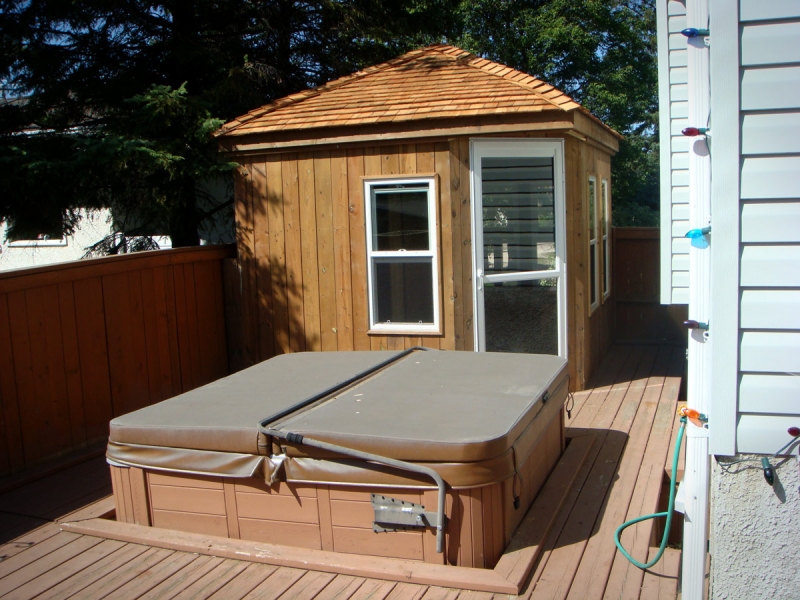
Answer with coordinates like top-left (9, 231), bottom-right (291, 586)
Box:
top-left (0, 346), bottom-right (684, 600)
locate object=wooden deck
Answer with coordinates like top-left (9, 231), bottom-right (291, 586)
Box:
top-left (0, 345), bottom-right (684, 599)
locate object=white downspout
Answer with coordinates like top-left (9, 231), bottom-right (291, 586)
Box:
top-left (682, 0), bottom-right (712, 597)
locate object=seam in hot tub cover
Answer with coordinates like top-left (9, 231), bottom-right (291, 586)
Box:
top-left (105, 362), bottom-right (569, 488)
top-left (108, 349), bottom-right (567, 467)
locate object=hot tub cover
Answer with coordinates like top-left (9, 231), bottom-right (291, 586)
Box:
top-left (108, 349), bottom-right (567, 484)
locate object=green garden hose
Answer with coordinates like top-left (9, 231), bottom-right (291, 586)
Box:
top-left (614, 416), bottom-right (687, 569)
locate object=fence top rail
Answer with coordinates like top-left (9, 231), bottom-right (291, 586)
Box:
top-left (0, 244), bottom-right (236, 292)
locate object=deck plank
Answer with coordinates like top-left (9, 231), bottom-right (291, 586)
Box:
top-left (312, 574), bottom-right (366, 600)
top-left (346, 578), bottom-right (398, 600)
top-left (241, 566), bottom-right (307, 599)
top-left (135, 555), bottom-right (223, 600)
top-left (0, 534), bottom-right (102, 596)
top-left (0, 345), bottom-right (683, 600)
top-left (567, 348), bottom-right (682, 600)
top-left (278, 570), bottom-right (338, 600)
top-left (2, 538), bottom-right (126, 600)
top-left (0, 530), bottom-right (82, 580)
top-left (526, 347), bottom-right (666, 600)
top-left (102, 549), bottom-right (202, 599)
top-left (170, 559), bottom-right (251, 600)
top-left (35, 542), bottom-right (152, 600)
top-left (205, 562), bottom-right (280, 600)
top-left (0, 520), bottom-right (58, 554)
top-left (69, 546), bottom-right (173, 598)
top-left (638, 547), bottom-right (680, 600)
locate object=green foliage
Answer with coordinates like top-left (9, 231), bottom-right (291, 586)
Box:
top-left (0, 0), bottom-right (457, 247)
top-left (0, 0), bottom-right (659, 248)
top-left (449, 0), bottom-right (659, 225)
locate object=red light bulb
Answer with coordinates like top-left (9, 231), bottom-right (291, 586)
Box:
top-left (788, 427), bottom-right (800, 437)
top-left (681, 127), bottom-right (709, 137)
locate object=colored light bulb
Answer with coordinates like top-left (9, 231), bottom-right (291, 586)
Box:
top-left (788, 427), bottom-right (800, 437)
top-left (681, 28), bottom-right (710, 38)
top-left (685, 226), bottom-right (711, 239)
top-left (682, 127), bottom-right (709, 137)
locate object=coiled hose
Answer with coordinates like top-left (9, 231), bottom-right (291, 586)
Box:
top-left (614, 416), bottom-right (687, 569)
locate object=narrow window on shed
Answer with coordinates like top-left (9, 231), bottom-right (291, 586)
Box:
top-left (601, 178), bottom-right (611, 301)
top-left (364, 178), bottom-right (439, 333)
top-left (588, 176), bottom-right (599, 312)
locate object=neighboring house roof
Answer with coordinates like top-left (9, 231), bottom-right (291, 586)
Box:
top-left (215, 44), bottom-right (620, 145)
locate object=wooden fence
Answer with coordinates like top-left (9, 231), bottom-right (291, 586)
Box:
top-left (0, 245), bottom-right (236, 475)
top-left (612, 228), bottom-right (687, 344)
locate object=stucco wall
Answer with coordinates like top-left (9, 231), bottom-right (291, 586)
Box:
top-left (0, 209), bottom-right (114, 272)
top-left (710, 454), bottom-right (800, 599)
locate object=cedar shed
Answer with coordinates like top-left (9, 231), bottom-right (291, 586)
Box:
top-left (216, 45), bottom-right (621, 390)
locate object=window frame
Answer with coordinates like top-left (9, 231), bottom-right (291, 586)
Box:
top-left (588, 175), bottom-right (599, 314)
top-left (363, 176), bottom-right (440, 334)
top-left (601, 178), bottom-right (611, 301)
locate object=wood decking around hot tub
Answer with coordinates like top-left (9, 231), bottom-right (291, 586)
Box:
top-left (0, 345), bottom-right (685, 599)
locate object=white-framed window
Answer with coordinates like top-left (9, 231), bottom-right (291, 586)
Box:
top-left (364, 177), bottom-right (439, 333)
top-left (4, 210), bottom-right (67, 248)
top-left (588, 175), bottom-right (599, 313)
top-left (601, 178), bottom-right (611, 300)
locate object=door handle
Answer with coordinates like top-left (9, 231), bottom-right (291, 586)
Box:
top-left (477, 269), bottom-right (483, 290)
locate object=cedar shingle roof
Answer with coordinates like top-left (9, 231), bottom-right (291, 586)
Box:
top-left (216, 44), bottom-right (594, 138)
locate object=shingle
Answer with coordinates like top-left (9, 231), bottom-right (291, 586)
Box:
top-left (216, 44), bottom-right (605, 138)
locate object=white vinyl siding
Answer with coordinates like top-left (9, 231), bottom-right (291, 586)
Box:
top-left (741, 291), bottom-right (800, 329)
top-left (740, 374), bottom-right (800, 414)
top-left (741, 0), bottom-right (800, 21)
top-left (741, 202), bottom-right (800, 242)
top-left (735, 8), bottom-right (800, 454)
top-left (741, 113), bottom-right (800, 155)
top-left (741, 66), bottom-right (800, 111)
top-left (658, 0), bottom-right (690, 304)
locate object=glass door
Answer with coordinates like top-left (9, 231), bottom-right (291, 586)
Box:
top-left (470, 140), bottom-right (567, 356)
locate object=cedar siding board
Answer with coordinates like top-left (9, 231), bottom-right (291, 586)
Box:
top-left (220, 45), bottom-right (620, 389)
top-left (230, 133), bottom-right (613, 390)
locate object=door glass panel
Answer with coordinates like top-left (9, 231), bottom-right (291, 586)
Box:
top-left (372, 186), bottom-right (430, 251)
top-left (481, 157), bottom-right (555, 274)
top-left (483, 279), bottom-right (559, 355)
top-left (374, 260), bottom-right (434, 324)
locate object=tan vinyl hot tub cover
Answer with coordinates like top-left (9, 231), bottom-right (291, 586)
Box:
top-left (107, 349), bottom-right (568, 486)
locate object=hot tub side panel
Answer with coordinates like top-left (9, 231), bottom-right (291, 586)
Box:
top-left (109, 401), bottom-right (563, 569)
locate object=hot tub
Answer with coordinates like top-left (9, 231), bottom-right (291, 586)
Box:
top-left (107, 348), bottom-right (567, 569)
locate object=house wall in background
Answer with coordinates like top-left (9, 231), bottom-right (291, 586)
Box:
top-left (0, 209), bottom-right (115, 272)
top-left (711, 456), bottom-right (800, 599)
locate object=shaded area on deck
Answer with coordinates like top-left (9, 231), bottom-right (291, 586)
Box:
top-left (0, 345), bottom-right (684, 599)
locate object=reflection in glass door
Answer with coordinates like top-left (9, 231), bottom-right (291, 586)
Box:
top-left (471, 140), bottom-right (567, 357)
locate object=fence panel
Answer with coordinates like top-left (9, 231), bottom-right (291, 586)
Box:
top-left (0, 245), bottom-right (235, 474)
top-left (613, 228), bottom-right (687, 344)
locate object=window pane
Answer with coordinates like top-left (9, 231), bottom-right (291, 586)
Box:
top-left (590, 244), bottom-right (597, 305)
top-left (375, 260), bottom-right (434, 324)
top-left (601, 180), bottom-right (608, 237)
top-left (481, 157), bottom-right (555, 274)
top-left (588, 178), bottom-right (596, 239)
top-left (484, 279), bottom-right (558, 355)
top-left (372, 186), bottom-right (429, 251)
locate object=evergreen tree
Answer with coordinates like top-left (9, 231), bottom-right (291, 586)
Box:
top-left (0, 1), bottom-right (456, 247)
top-left (450, 0), bottom-right (659, 225)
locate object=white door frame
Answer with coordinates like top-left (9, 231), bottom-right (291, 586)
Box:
top-left (469, 138), bottom-right (568, 357)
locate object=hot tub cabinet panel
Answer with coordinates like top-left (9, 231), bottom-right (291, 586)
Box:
top-left (108, 349), bottom-right (567, 568)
